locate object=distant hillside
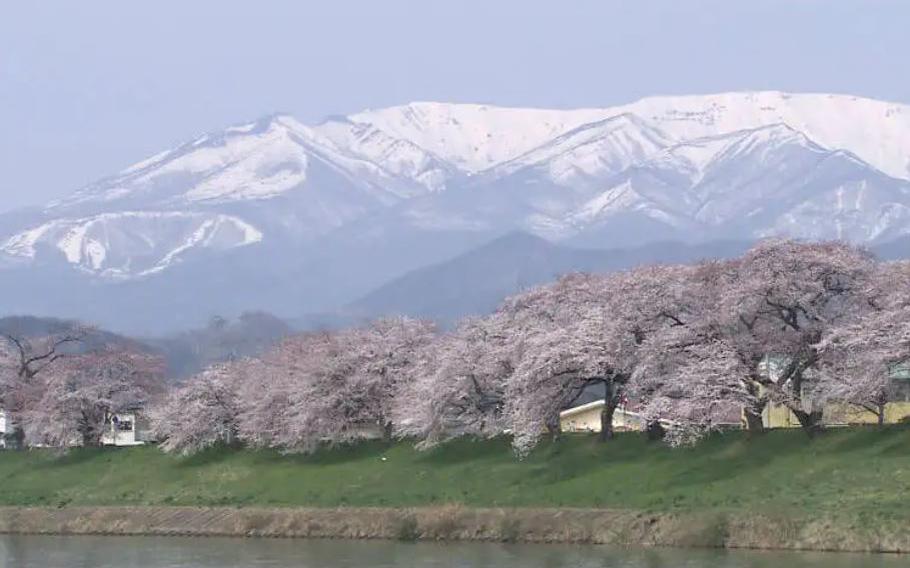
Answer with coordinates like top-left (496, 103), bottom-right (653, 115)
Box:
top-left (0, 315), bottom-right (146, 354)
top-left (0, 313), bottom-right (292, 380)
top-left (346, 233), bottom-right (752, 324)
top-left (145, 311), bottom-right (292, 378)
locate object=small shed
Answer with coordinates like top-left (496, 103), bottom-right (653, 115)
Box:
top-left (101, 404), bottom-right (155, 447)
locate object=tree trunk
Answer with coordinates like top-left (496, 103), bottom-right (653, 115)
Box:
top-left (742, 379), bottom-right (766, 436)
top-left (599, 403), bottom-right (616, 441)
top-left (646, 420), bottom-right (665, 442)
top-left (743, 397), bottom-right (767, 436)
top-left (10, 427), bottom-right (24, 450)
top-left (81, 426), bottom-right (95, 447)
top-left (546, 416), bottom-right (561, 442)
top-left (598, 381), bottom-right (617, 442)
top-left (792, 408), bottom-right (824, 438)
top-left (877, 404), bottom-right (886, 428)
top-left (784, 368), bottom-right (823, 437)
top-left (382, 421), bottom-right (394, 443)
top-left (744, 409), bottom-right (765, 434)
top-left (80, 411), bottom-right (100, 448)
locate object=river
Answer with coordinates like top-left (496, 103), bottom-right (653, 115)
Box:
top-left (0, 535), bottom-right (903, 567)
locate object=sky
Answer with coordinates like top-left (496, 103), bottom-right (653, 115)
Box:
top-left (1, 0), bottom-right (908, 212)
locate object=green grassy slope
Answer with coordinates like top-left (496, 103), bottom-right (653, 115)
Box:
top-left (1, 428), bottom-right (908, 520)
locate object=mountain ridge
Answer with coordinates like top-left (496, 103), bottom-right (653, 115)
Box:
top-left (3, 91), bottom-right (910, 332)
top-left (345, 232), bottom-right (755, 324)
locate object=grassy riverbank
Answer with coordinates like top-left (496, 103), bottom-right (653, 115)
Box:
top-left (1, 426), bottom-right (909, 521)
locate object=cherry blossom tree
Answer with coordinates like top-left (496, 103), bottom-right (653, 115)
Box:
top-left (236, 317), bottom-right (436, 453)
top-left (0, 342), bottom-right (19, 399)
top-left (0, 328), bottom-right (90, 432)
top-left (617, 260), bottom-right (756, 444)
top-left (234, 333), bottom-right (328, 452)
top-left (153, 361), bottom-right (246, 454)
top-left (120, 240), bottom-right (910, 458)
top-left (501, 264), bottom-right (703, 455)
top-left (634, 329), bottom-right (755, 445)
top-left (1, 327), bottom-right (88, 381)
top-left (393, 316), bottom-right (512, 447)
top-left (0, 344), bottom-right (23, 447)
top-left (19, 348), bottom-right (165, 448)
top-left (302, 317), bottom-right (435, 447)
top-left (716, 239), bottom-right (880, 436)
top-left (816, 261), bottom-right (910, 425)
top-left (501, 273), bottom-right (618, 454)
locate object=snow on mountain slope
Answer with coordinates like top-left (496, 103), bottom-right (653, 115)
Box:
top-left (52, 116), bottom-right (312, 209)
top-left (7, 91), bottom-right (910, 283)
top-left (569, 179), bottom-right (694, 236)
top-left (311, 116), bottom-right (458, 193)
top-left (50, 114), bottom-right (426, 213)
top-left (343, 102), bottom-right (616, 173)
top-left (46, 91), bottom-right (910, 215)
top-left (7, 91), bottom-right (910, 332)
top-left (340, 92), bottom-right (910, 181)
top-left (613, 91), bottom-right (910, 180)
top-left (487, 113), bottom-right (675, 187)
top-left (569, 123), bottom-right (910, 244)
top-left (763, 177), bottom-right (910, 243)
top-left (374, 114), bottom-right (677, 241)
top-left (1, 211), bottom-right (262, 278)
top-left (25, 114), bottom-right (444, 276)
top-left (687, 124), bottom-right (834, 224)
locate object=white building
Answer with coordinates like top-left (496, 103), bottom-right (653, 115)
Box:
top-left (101, 407), bottom-right (154, 447)
top-left (0, 409), bottom-right (11, 448)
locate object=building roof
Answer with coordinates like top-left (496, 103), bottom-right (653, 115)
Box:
top-left (560, 398), bottom-right (743, 426)
top-left (560, 399), bottom-right (608, 418)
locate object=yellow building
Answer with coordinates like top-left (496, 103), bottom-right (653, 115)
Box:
top-left (759, 355), bottom-right (910, 428)
top-left (561, 398), bottom-right (910, 433)
top-left (560, 400), bottom-right (744, 433)
top-left (559, 401), bottom-right (647, 433)
top-left (760, 357), bottom-right (910, 428)
top-left (561, 363), bottom-right (910, 432)
top-left (763, 401), bottom-right (910, 428)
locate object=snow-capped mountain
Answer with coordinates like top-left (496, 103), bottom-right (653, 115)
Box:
top-left (343, 102), bottom-right (618, 174)
top-left (4, 91), bottom-right (910, 331)
top-left (3, 212), bottom-right (262, 278)
top-left (567, 123), bottom-right (910, 244)
top-left (50, 114), bottom-right (435, 212)
top-left (487, 113), bottom-right (675, 188)
top-left (611, 92), bottom-right (910, 180)
top-left (19, 114), bottom-right (452, 274)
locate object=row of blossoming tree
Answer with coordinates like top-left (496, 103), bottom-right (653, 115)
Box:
top-left (3, 240), bottom-right (909, 455)
top-left (0, 328), bottom-right (164, 448)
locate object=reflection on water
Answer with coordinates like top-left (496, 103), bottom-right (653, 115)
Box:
top-left (0, 535), bottom-right (904, 568)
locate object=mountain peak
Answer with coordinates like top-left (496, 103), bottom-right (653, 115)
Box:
top-left (484, 230), bottom-right (556, 250)
top-left (612, 92), bottom-right (910, 179)
top-left (736, 122), bottom-right (815, 147)
top-left (546, 112), bottom-right (672, 147)
top-left (487, 112), bottom-right (673, 185)
top-left (645, 123), bottom-right (824, 183)
top-left (704, 123), bottom-right (827, 170)
top-left (10, 90), bottom-right (910, 283)
top-left (222, 113), bottom-right (301, 136)
top-left (346, 101), bottom-right (616, 173)
top-left (6, 92), bottom-right (910, 331)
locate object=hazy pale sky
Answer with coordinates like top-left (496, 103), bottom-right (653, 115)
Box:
top-left (1, 0), bottom-right (908, 212)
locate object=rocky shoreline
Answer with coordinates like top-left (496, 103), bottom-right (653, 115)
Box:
top-left (0, 506), bottom-right (906, 554)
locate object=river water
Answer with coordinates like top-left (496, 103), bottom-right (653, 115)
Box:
top-left (0, 535), bottom-right (903, 567)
